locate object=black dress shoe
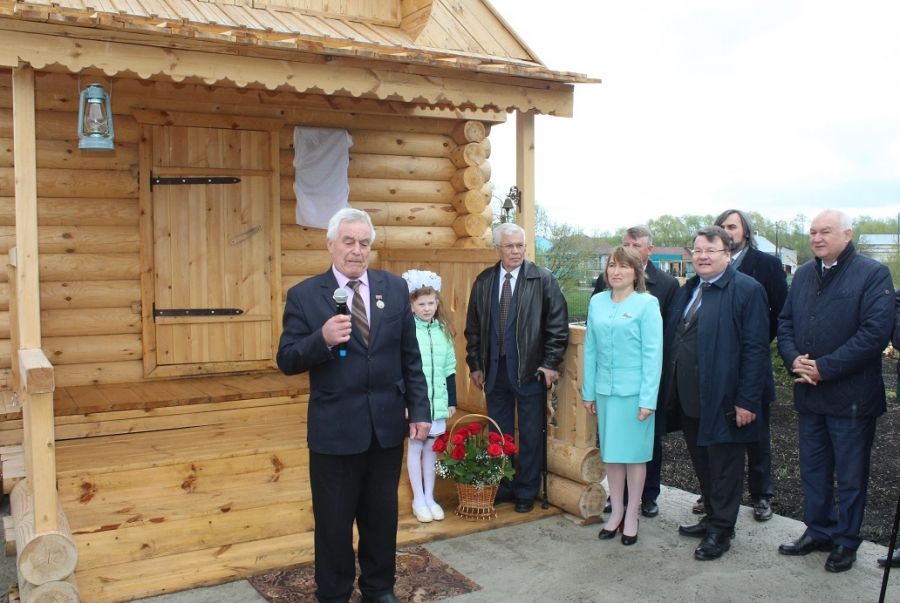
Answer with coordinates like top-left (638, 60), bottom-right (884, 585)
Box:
top-left (678, 520), bottom-right (709, 538)
top-left (753, 498), bottom-right (773, 522)
top-left (603, 497), bottom-right (612, 514)
top-left (694, 532), bottom-right (731, 560)
top-left (641, 500), bottom-right (659, 518)
top-left (778, 533), bottom-right (833, 556)
top-left (361, 593), bottom-right (401, 603)
top-left (877, 549), bottom-right (900, 568)
top-left (825, 545), bottom-right (857, 573)
top-left (514, 498), bottom-right (534, 513)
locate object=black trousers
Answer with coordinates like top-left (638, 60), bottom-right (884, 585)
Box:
top-left (682, 412), bottom-right (745, 533)
top-left (309, 438), bottom-right (403, 603)
top-left (487, 363), bottom-right (544, 501)
top-left (746, 401), bottom-right (773, 501)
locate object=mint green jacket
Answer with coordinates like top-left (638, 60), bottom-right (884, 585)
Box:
top-left (581, 291), bottom-right (663, 410)
top-left (414, 317), bottom-right (456, 420)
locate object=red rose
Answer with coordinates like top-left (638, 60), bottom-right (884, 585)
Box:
top-left (437, 432), bottom-right (450, 443)
top-left (488, 432), bottom-right (502, 444)
top-left (451, 433), bottom-right (466, 446)
top-left (503, 433), bottom-right (515, 444)
top-left (450, 446), bottom-right (466, 460)
top-left (487, 443), bottom-right (503, 457)
top-left (432, 438), bottom-right (446, 453)
top-left (503, 441), bottom-right (518, 455)
top-left (467, 423), bottom-right (482, 436)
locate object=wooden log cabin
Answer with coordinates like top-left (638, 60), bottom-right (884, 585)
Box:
top-left (0, 0), bottom-right (597, 600)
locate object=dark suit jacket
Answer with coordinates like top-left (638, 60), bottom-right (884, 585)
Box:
top-left (778, 242), bottom-right (894, 418)
top-left (277, 268), bottom-right (429, 455)
top-left (661, 266), bottom-right (771, 446)
top-left (736, 247), bottom-right (788, 342)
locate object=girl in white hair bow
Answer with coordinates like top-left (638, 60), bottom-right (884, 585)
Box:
top-left (402, 270), bottom-right (457, 522)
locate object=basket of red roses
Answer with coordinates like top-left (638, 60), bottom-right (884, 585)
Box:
top-left (433, 413), bottom-right (517, 520)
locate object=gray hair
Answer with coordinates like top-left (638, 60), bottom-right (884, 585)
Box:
top-left (814, 209), bottom-right (852, 231)
top-left (326, 207), bottom-right (376, 242)
top-left (695, 225), bottom-right (733, 250)
top-left (624, 225), bottom-right (652, 245)
top-left (714, 209), bottom-right (757, 250)
top-left (493, 222), bottom-right (526, 245)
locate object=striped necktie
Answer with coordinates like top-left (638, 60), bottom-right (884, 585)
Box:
top-left (498, 272), bottom-right (512, 355)
top-left (347, 280), bottom-right (369, 347)
top-left (683, 282), bottom-right (710, 327)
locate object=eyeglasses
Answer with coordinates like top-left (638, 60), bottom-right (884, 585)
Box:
top-left (690, 248), bottom-right (728, 257)
top-left (498, 243), bottom-right (526, 251)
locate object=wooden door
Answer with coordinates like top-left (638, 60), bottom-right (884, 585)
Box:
top-left (150, 125), bottom-right (274, 369)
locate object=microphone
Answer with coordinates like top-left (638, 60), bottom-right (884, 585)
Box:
top-left (333, 288), bottom-right (349, 358)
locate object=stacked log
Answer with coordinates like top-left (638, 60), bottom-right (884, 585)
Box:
top-left (545, 325), bottom-right (606, 523)
top-left (447, 121), bottom-right (493, 248)
top-left (9, 479), bottom-right (80, 602)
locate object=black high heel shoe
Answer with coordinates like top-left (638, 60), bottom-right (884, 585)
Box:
top-left (598, 520), bottom-right (623, 540)
top-left (621, 520), bottom-right (639, 546)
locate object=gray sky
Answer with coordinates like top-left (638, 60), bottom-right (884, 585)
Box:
top-left (487, 0), bottom-right (900, 234)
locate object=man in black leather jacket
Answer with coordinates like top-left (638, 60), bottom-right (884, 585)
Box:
top-left (465, 222), bottom-right (569, 512)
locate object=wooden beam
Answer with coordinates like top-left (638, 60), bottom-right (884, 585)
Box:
top-left (11, 65), bottom-right (41, 348)
top-left (516, 111), bottom-right (535, 259)
top-left (19, 348), bottom-right (54, 395)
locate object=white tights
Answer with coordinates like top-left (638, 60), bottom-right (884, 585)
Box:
top-left (407, 437), bottom-right (437, 507)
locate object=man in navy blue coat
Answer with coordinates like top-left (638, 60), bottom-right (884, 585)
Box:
top-left (715, 209), bottom-right (788, 522)
top-left (661, 225), bottom-right (771, 561)
top-left (277, 208), bottom-right (431, 603)
top-left (777, 209), bottom-right (894, 573)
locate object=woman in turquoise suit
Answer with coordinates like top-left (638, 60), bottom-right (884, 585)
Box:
top-left (582, 246), bottom-right (663, 545)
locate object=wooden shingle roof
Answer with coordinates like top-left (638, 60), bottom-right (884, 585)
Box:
top-left (0, 0), bottom-right (592, 114)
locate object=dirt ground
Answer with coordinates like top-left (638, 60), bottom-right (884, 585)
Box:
top-left (661, 355), bottom-right (899, 547)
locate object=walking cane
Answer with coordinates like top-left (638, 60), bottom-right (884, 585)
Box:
top-left (536, 371), bottom-right (550, 509)
top-left (878, 487), bottom-right (900, 603)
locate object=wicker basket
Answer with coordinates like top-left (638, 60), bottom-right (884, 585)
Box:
top-left (456, 482), bottom-right (499, 520)
top-left (449, 413), bottom-right (508, 521)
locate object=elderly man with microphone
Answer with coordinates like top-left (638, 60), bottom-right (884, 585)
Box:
top-left (277, 208), bottom-right (430, 603)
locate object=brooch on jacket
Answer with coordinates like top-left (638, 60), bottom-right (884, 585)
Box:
top-left (621, 312), bottom-right (633, 319)
top-left (375, 294), bottom-right (385, 309)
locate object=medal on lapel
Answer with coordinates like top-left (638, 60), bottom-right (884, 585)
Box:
top-left (375, 295), bottom-right (385, 309)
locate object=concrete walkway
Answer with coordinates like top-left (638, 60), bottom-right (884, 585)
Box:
top-left (129, 486), bottom-right (899, 603)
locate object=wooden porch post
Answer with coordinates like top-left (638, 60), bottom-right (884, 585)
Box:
top-left (12, 64), bottom-right (58, 533)
top-left (515, 111), bottom-right (535, 260)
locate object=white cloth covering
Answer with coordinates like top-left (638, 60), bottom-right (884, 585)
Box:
top-left (292, 126), bottom-right (352, 228)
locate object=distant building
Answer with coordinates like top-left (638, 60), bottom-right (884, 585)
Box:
top-left (755, 234), bottom-right (797, 275)
top-left (858, 234), bottom-right (900, 263)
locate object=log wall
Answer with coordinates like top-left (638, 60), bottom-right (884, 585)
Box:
top-left (0, 69), bottom-right (499, 387)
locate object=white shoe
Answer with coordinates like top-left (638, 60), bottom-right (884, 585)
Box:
top-left (412, 504), bottom-right (433, 523)
top-left (429, 503), bottom-right (445, 521)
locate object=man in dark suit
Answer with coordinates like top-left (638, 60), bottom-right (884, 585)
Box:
top-left (777, 209), bottom-right (893, 573)
top-left (715, 209), bottom-right (788, 522)
top-left (465, 222), bottom-right (569, 513)
top-left (277, 208), bottom-right (430, 603)
top-left (662, 226), bottom-right (771, 561)
top-left (592, 225), bottom-right (680, 517)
